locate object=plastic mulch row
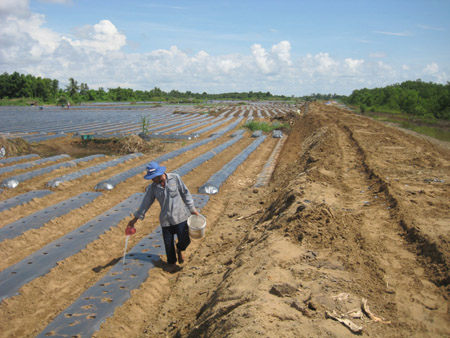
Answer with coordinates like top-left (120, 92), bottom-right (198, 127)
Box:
top-left (0, 192), bottom-right (102, 242)
top-left (0, 190), bottom-right (53, 213)
top-left (94, 116), bottom-right (244, 191)
top-left (173, 134), bottom-right (243, 177)
top-left (36, 194), bottom-right (210, 338)
top-left (0, 193), bottom-right (144, 301)
top-left (1, 154), bottom-right (105, 189)
top-left (198, 135), bottom-right (267, 194)
top-left (46, 153), bottom-right (141, 188)
top-left (0, 154), bottom-right (39, 165)
top-left (0, 154), bottom-right (70, 175)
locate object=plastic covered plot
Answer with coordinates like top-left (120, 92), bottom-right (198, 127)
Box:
top-left (0, 154), bottom-right (70, 175)
top-left (199, 136), bottom-right (267, 194)
top-left (2, 154), bottom-right (104, 188)
top-left (0, 192), bottom-right (102, 242)
top-left (144, 115), bottom-right (195, 134)
top-left (230, 129), bottom-right (246, 138)
top-left (251, 130), bottom-right (263, 138)
top-left (173, 135), bottom-right (243, 177)
top-left (36, 194), bottom-right (209, 338)
top-left (0, 106), bottom-right (174, 134)
top-left (94, 135), bottom-right (221, 191)
top-left (254, 137), bottom-right (286, 188)
top-left (21, 133), bottom-right (67, 143)
top-left (195, 116), bottom-right (234, 135)
top-left (1, 155), bottom-right (103, 189)
top-left (151, 115), bottom-right (207, 135)
top-left (0, 154), bottom-right (39, 165)
top-left (47, 153), bottom-right (142, 188)
top-left (86, 132), bottom-right (126, 139)
top-left (272, 130), bottom-right (283, 138)
top-left (173, 115), bottom-right (216, 134)
top-left (208, 116), bottom-right (243, 137)
top-left (0, 190), bottom-right (53, 212)
top-left (0, 193), bottom-right (144, 301)
top-left (145, 133), bottom-right (199, 140)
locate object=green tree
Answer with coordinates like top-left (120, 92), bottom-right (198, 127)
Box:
top-left (66, 78), bottom-right (79, 97)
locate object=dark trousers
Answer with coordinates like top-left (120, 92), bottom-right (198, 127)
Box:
top-left (162, 220), bottom-right (190, 264)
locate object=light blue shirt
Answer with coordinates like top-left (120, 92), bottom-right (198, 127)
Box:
top-left (133, 173), bottom-right (196, 227)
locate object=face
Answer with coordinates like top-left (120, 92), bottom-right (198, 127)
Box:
top-left (152, 174), bottom-right (166, 184)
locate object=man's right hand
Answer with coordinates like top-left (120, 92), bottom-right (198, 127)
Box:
top-left (127, 217), bottom-right (138, 227)
top-left (125, 218), bottom-right (138, 235)
top-left (125, 226), bottom-right (136, 235)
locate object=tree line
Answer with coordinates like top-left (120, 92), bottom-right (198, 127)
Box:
top-left (343, 80), bottom-right (450, 120)
top-left (1, 72), bottom-right (449, 120)
top-left (0, 72), bottom-right (59, 102)
top-left (0, 72), bottom-right (290, 105)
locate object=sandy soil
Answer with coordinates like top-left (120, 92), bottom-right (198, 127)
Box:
top-left (0, 102), bottom-right (449, 337)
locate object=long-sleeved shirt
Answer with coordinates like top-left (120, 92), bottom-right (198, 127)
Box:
top-left (133, 173), bottom-right (196, 227)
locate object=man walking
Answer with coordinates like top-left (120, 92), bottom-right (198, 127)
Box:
top-left (127, 161), bottom-right (199, 271)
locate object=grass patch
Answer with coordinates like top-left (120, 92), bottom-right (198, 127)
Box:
top-left (399, 122), bottom-right (450, 142)
top-left (366, 112), bottom-right (450, 142)
top-left (0, 98), bottom-right (44, 106)
top-left (243, 121), bottom-right (289, 132)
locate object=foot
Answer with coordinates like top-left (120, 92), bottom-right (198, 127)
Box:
top-left (176, 249), bottom-right (184, 264)
top-left (165, 264), bottom-right (181, 273)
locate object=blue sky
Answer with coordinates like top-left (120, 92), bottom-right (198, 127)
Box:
top-left (1, 0), bottom-right (449, 96)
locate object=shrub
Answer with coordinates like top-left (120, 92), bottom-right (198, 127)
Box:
top-left (244, 121), bottom-right (289, 132)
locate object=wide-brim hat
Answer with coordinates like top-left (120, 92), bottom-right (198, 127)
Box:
top-left (144, 161), bottom-right (166, 180)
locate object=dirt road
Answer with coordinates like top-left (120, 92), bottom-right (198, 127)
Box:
top-left (0, 102), bottom-right (449, 337)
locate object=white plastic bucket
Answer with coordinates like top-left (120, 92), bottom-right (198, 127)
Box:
top-left (187, 214), bottom-right (207, 239)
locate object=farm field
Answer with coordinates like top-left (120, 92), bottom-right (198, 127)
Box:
top-left (0, 102), bottom-right (449, 337)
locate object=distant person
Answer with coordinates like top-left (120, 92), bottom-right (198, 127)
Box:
top-left (127, 161), bottom-right (199, 272)
top-left (67, 101), bottom-right (70, 110)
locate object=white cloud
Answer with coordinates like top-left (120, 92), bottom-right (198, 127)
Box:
top-left (345, 58), bottom-right (364, 72)
top-left (301, 52), bottom-right (339, 77)
top-left (62, 20), bottom-right (126, 54)
top-left (424, 62), bottom-right (438, 74)
top-left (374, 31), bottom-right (411, 37)
top-left (271, 41), bottom-right (291, 65)
top-left (417, 24), bottom-right (444, 32)
top-left (377, 60), bottom-right (393, 71)
top-left (423, 62), bottom-right (447, 83)
top-left (0, 0), bottom-right (29, 18)
top-left (0, 1), bottom-right (449, 96)
top-left (39, 0), bottom-right (72, 3)
top-left (0, 2), bottom-right (60, 63)
top-left (251, 43), bottom-right (273, 73)
top-left (369, 52), bottom-right (386, 58)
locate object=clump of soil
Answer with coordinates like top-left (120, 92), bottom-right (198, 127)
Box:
top-left (118, 134), bottom-right (152, 153)
top-left (0, 137), bottom-right (31, 157)
top-left (75, 134), bottom-right (164, 156)
top-left (271, 111), bottom-right (300, 128)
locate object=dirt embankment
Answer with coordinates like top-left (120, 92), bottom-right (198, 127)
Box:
top-left (0, 103), bottom-right (449, 337)
top-left (138, 103), bottom-right (449, 337)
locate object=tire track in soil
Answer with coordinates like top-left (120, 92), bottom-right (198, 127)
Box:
top-left (158, 104), bottom-right (448, 338)
top-left (333, 121), bottom-right (422, 326)
top-left (327, 112), bottom-right (448, 335)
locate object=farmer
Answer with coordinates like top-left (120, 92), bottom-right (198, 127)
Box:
top-left (126, 161), bottom-right (199, 270)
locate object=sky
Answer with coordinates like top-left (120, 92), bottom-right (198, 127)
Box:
top-left (0, 0), bottom-right (449, 96)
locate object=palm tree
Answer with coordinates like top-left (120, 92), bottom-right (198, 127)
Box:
top-left (66, 78), bottom-right (79, 97)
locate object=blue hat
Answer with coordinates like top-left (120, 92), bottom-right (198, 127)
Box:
top-left (144, 161), bottom-right (166, 180)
